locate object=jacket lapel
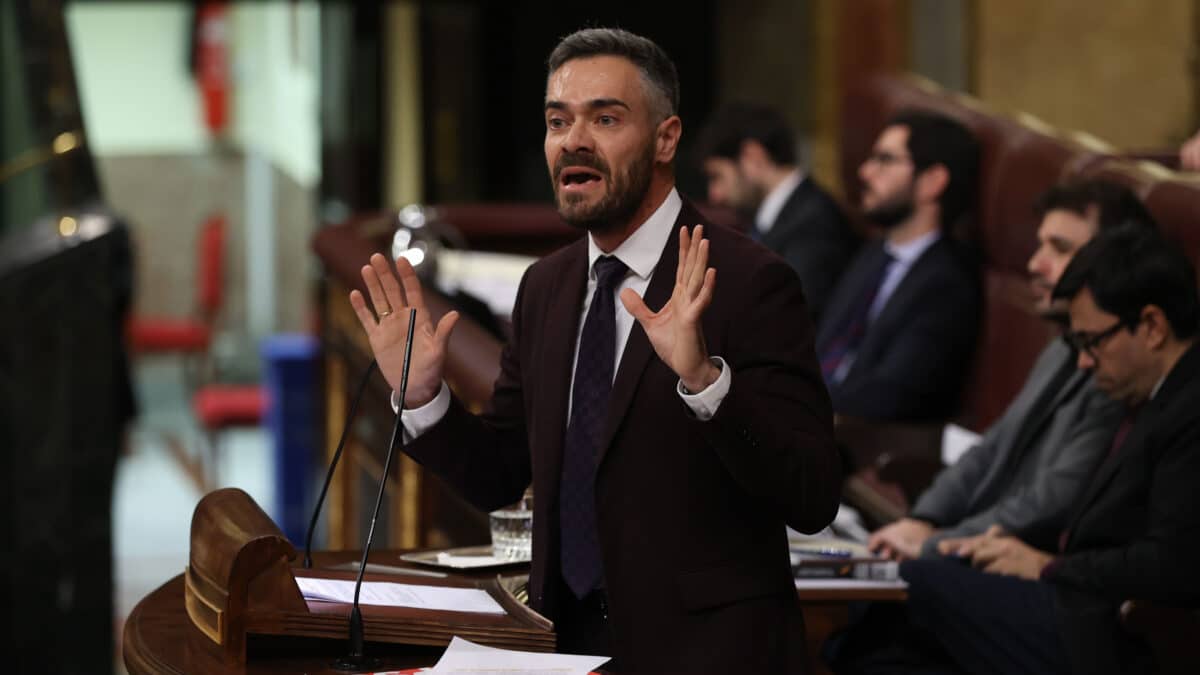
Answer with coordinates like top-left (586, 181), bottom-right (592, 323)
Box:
top-left (1004, 355), bottom-right (1087, 467)
top-left (595, 205), bottom-right (689, 466)
top-left (816, 241), bottom-right (884, 350)
top-left (866, 237), bottom-right (942, 332)
top-left (536, 242), bottom-right (589, 498)
top-left (1064, 404), bottom-right (1154, 538)
top-left (1064, 345), bottom-right (1200, 538)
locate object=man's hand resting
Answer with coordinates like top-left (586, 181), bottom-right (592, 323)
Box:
top-left (348, 253), bottom-right (459, 408)
top-left (868, 517), bottom-right (935, 561)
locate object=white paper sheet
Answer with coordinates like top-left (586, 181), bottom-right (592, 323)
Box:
top-left (435, 552), bottom-right (527, 568)
top-left (942, 423), bottom-right (983, 466)
top-left (295, 577), bottom-right (505, 614)
top-left (430, 636), bottom-right (609, 674)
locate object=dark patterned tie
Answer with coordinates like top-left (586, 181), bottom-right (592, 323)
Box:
top-left (560, 255), bottom-right (628, 598)
top-left (818, 248), bottom-right (895, 384)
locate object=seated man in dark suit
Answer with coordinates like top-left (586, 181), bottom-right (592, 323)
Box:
top-left (695, 103), bottom-right (859, 322)
top-left (816, 110), bottom-right (981, 421)
top-left (868, 180), bottom-right (1155, 561)
top-left (880, 227), bottom-right (1200, 675)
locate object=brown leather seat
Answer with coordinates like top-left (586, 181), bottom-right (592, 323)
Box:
top-left (1144, 175), bottom-right (1200, 262)
top-left (838, 76), bottom-right (1110, 431)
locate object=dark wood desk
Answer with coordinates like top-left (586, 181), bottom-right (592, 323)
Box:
top-left (124, 548), bottom-right (527, 675)
top-left (125, 575), bottom-right (447, 675)
top-left (125, 547), bottom-right (904, 675)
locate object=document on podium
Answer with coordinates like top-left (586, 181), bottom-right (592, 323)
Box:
top-left (295, 577), bottom-right (505, 614)
top-left (427, 636), bottom-right (609, 674)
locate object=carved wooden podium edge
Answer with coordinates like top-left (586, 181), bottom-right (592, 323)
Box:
top-left (184, 488), bottom-right (555, 668)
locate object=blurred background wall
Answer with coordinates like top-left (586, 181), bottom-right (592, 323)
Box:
top-left (66, 0), bottom-right (321, 348)
top-left (58, 0), bottom-right (1200, 349)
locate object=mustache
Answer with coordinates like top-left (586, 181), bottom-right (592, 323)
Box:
top-left (554, 152), bottom-right (610, 181)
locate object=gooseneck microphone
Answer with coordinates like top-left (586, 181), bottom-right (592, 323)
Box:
top-left (334, 308), bottom-right (417, 672)
top-left (303, 359), bottom-right (378, 569)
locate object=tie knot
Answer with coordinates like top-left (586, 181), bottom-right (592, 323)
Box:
top-left (593, 256), bottom-right (628, 290)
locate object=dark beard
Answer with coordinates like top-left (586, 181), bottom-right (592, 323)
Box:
top-left (863, 186), bottom-right (915, 229)
top-left (552, 142), bottom-right (655, 233)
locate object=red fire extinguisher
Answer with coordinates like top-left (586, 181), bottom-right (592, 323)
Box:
top-left (195, 0), bottom-right (230, 136)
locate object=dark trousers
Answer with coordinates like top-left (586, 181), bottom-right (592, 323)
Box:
top-left (555, 582), bottom-right (617, 669)
top-left (901, 558), bottom-right (1069, 675)
top-left (826, 559), bottom-right (1069, 675)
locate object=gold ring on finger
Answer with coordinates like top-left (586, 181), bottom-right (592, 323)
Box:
top-left (378, 309), bottom-right (393, 319)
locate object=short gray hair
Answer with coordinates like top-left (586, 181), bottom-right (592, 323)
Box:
top-left (547, 28), bottom-right (679, 122)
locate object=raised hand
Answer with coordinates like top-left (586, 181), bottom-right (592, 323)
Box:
top-left (620, 225), bottom-right (719, 393)
top-left (348, 254), bottom-right (460, 408)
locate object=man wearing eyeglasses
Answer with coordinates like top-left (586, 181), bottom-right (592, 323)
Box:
top-left (867, 181), bottom-right (1153, 563)
top-left (815, 109), bottom-right (981, 422)
top-left (884, 226), bottom-right (1200, 675)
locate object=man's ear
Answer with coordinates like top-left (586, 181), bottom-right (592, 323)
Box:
top-left (656, 115), bottom-right (682, 163)
top-left (915, 164), bottom-right (950, 205)
top-left (737, 139), bottom-right (769, 170)
top-left (1141, 305), bottom-right (1170, 350)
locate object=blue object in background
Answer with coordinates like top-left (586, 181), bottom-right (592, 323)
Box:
top-left (262, 334), bottom-right (320, 545)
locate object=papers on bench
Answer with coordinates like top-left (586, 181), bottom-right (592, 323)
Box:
top-left (436, 250), bottom-right (537, 318)
top-left (296, 577), bottom-right (505, 615)
top-left (794, 578), bottom-right (908, 591)
top-left (942, 423), bottom-right (982, 465)
top-left (429, 636), bottom-right (609, 674)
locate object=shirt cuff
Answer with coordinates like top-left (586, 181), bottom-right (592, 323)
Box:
top-left (391, 381), bottom-right (451, 440)
top-left (676, 356), bottom-right (731, 421)
top-left (1039, 556), bottom-right (1063, 581)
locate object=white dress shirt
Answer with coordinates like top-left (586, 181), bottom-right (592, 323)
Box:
top-left (754, 169), bottom-right (804, 236)
top-left (830, 229), bottom-right (941, 384)
top-left (867, 229), bottom-right (942, 322)
top-left (396, 187), bottom-right (732, 438)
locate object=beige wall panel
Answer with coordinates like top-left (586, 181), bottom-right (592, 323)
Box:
top-left (975, 0), bottom-right (1196, 148)
top-left (97, 154), bottom-right (314, 337)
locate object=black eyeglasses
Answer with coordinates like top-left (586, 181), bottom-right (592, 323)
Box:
top-left (865, 151), bottom-right (913, 167)
top-left (1062, 319), bottom-right (1129, 359)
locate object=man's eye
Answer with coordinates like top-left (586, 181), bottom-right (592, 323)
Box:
top-left (598, 115), bottom-right (616, 126)
top-left (547, 118), bottom-right (566, 130)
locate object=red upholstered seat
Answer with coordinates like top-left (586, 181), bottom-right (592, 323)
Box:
top-left (128, 214), bottom-right (226, 353)
top-left (193, 385), bottom-right (267, 429)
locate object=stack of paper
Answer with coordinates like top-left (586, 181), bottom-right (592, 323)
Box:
top-left (428, 636), bottom-right (608, 674)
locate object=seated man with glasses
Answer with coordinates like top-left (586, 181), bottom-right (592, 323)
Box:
top-left (877, 225), bottom-right (1200, 675)
top-left (815, 109), bottom-right (981, 422)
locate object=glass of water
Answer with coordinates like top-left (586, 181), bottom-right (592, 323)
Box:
top-left (489, 488), bottom-right (533, 561)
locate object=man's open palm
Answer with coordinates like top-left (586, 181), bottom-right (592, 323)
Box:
top-left (348, 253), bottom-right (459, 408)
top-left (621, 225), bottom-right (718, 392)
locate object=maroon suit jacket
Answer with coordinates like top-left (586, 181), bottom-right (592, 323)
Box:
top-left (406, 199), bottom-right (840, 673)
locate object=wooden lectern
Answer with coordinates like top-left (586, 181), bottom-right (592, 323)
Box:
top-left (174, 488), bottom-right (554, 671)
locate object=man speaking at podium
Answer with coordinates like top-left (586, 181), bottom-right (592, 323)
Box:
top-left (349, 28), bottom-right (840, 673)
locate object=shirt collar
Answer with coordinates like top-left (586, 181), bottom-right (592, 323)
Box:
top-left (755, 169), bottom-right (804, 233)
top-left (884, 228), bottom-right (941, 266)
top-left (587, 188), bottom-right (682, 280)
top-left (1150, 373), bottom-right (1167, 401)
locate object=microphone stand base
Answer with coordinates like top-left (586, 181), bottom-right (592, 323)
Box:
top-left (332, 655), bottom-right (382, 673)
